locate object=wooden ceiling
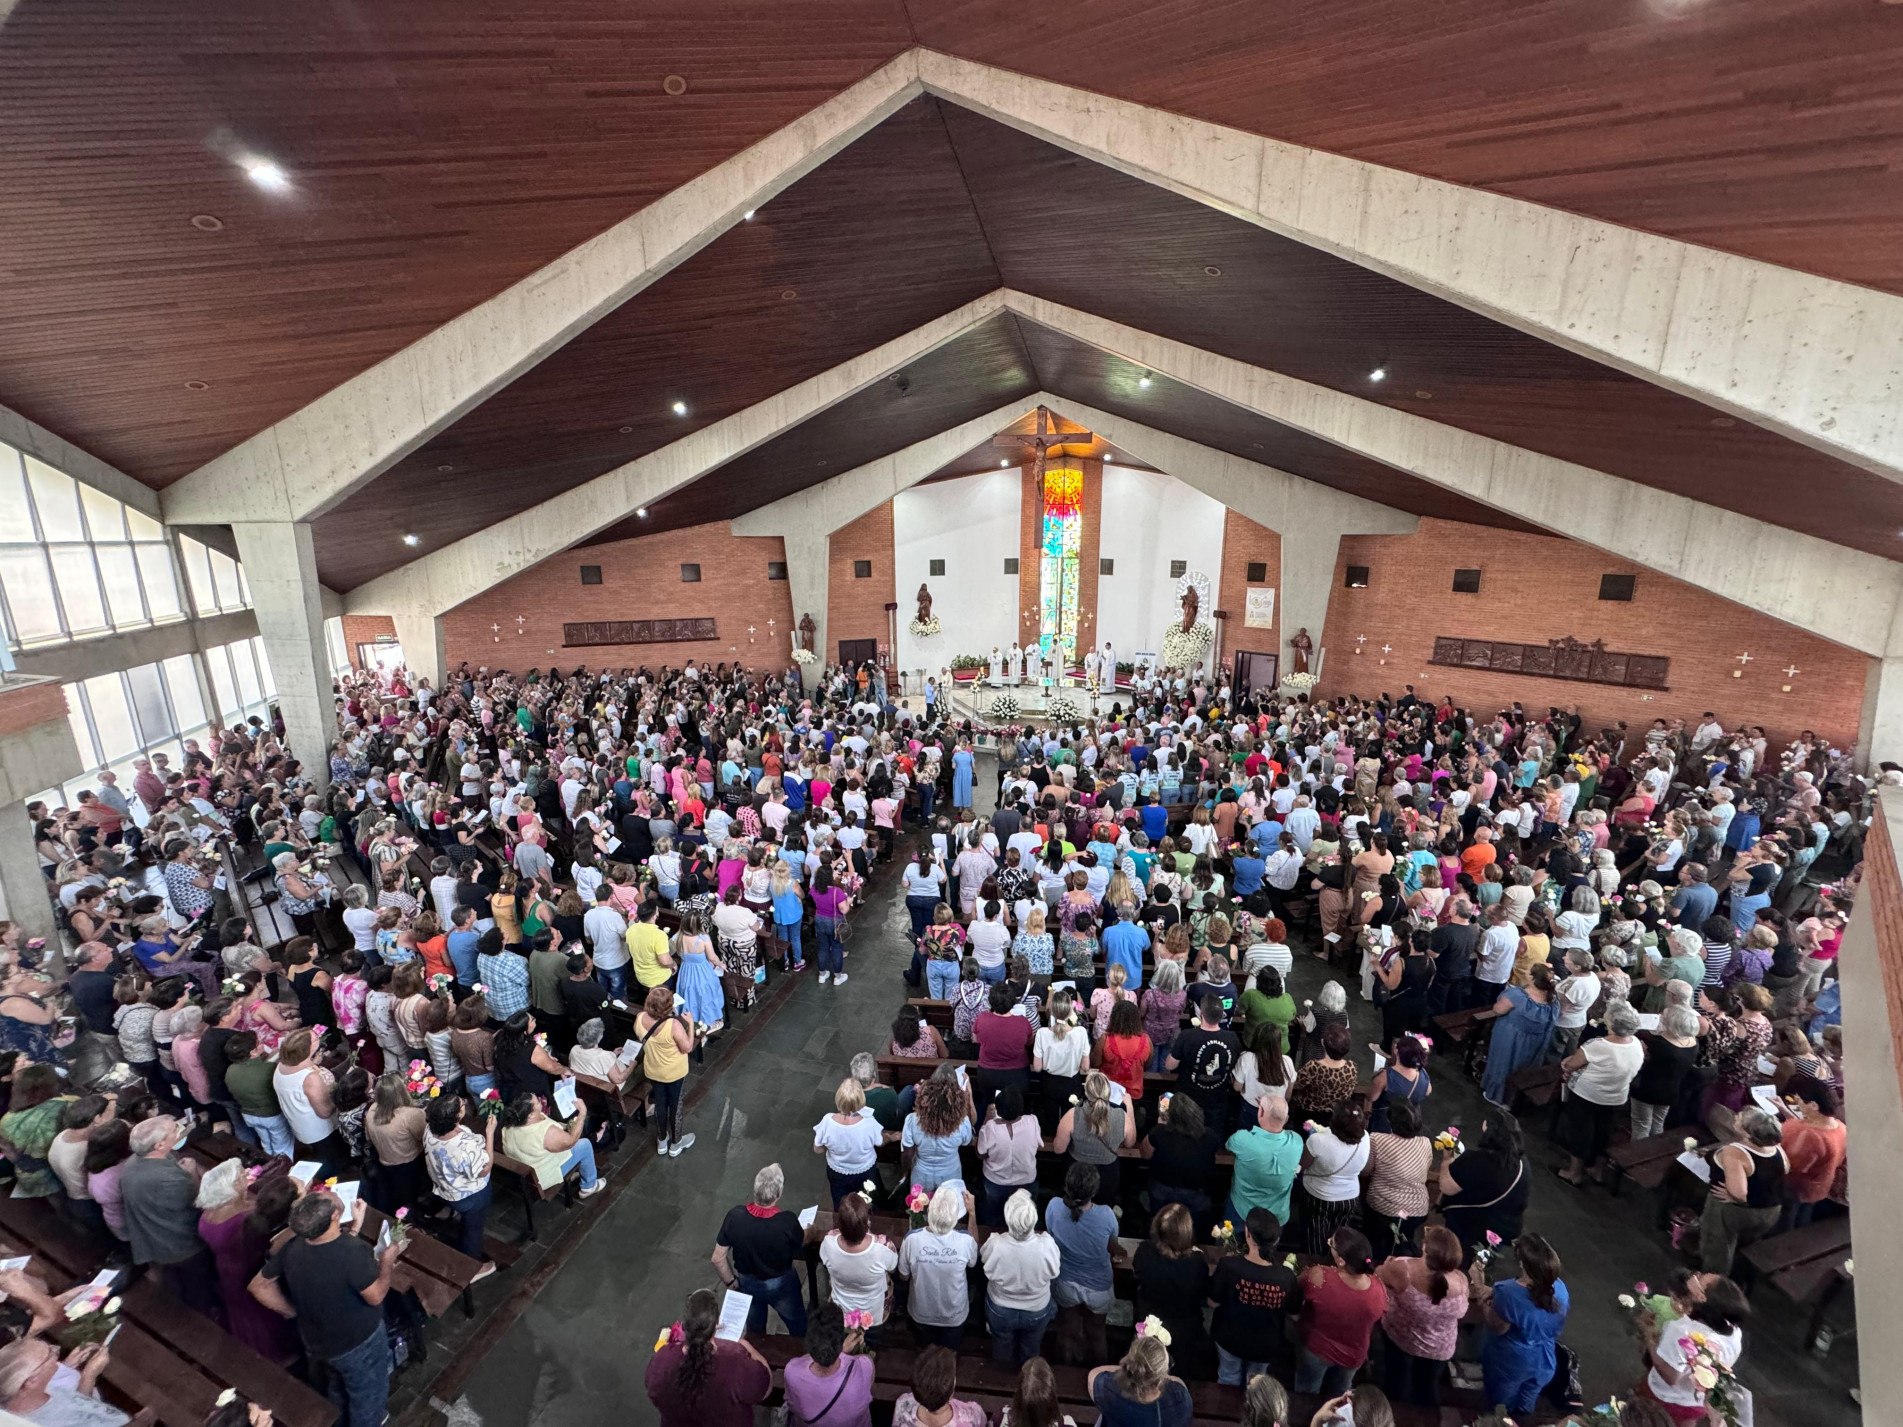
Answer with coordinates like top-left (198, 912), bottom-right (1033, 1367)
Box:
top-left (584, 312), bottom-right (1040, 546)
top-left (310, 100), bottom-right (1003, 588)
top-left (909, 0), bottom-right (1903, 294)
top-left (920, 409), bottom-right (1159, 486)
top-left (0, 0), bottom-right (913, 484)
top-left (2, 5), bottom-right (1898, 582)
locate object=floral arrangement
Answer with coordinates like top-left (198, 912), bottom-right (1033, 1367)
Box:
top-left (843, 1309), bottom-right (875, 1333)
top-left (387, 1205), bottom-right (413, 1247)
top-left (58, 1292), bottom-right (122, 1350)
top-left (1472, 1228), bottom-right (1504, 1267)
top-left (908, 616), bottom-right (942, 638)
top-left (791, 648), bottom-right (817, 666)
top-left (1280, 671), bottom-right (1319, 691)
top-left (949, 654), bottom-right (986, 671)
top-left (473, 1087), bottom-right (504, 1119)
top-left (1134, 1315), bottom-right (1172, 1348)
top-left (1159, 621), bottom-right (1214, 670)
top-left (1432, 1125), bottom-right (1461, 1153)
top-left (653, 1321), bottom-right (686, 1352)
top-left (1210, 1219), bottom-right (1236, 1249)
top-left (1046, 695), bottom-right (1080, 723)
top-left (405, 1059), bottom-right (444, 1101)
top-left (1671, 1328), bottom-right (1744, 1421)
top-left (905, 1184), bottom-right (931, 1228)
top-left (428, 972), bottom-right (454, 995)
top-left (989, 694), bottom-right (1020, 721)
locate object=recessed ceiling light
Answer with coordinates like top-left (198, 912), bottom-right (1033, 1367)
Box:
top-left (671, 400), bottom-right (688, 416)
top-left (437, 464), bottom-right (454, 473)
top-left (244, 160), bottom-right (290, 193)
top-left (1369, 367), bottom-right (1387, 382)
top-left (1104, 453), bottom-right (1115, 462)
top-left (1710, 416), bottom-right (1737, 428)
top-left (637, 506), bottom-right (650, 518)
top-left (1413, 389), bottom-right (1433, 400)
top-left (662, 74), bottom-right (688, 96)
top-left (402, 533), bottom-right (420, 546)
top-left (781, 288), bottom-right (798, 301)
top-left (743, 209), bottom-right (755, 221)
top-left (190, 214), bottom-right (224, 232)
top-left (619, 425), bottom-right (633, 434)
top-left (1138, 375), bottom-right (1152, 388)
top-left (1204, 265), bottom-right (1222, 277)
top-left (183, 379), bottom-right (209, 391)
top-left (999, 458), bottom-right (1010, 467)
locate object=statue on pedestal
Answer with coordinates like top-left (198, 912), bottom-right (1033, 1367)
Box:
top-left (1290, 627), bottom-right (1314, 674)
top-left (915, 583), bottom-right (933, 625)
top-left (797, 612), bottom-right (816, 653)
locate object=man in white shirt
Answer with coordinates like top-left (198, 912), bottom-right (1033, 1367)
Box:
top-left (428, 859), bottom-right (461, 925)
top-left (1006, 826), bottom-right (1044, 863)
top-left (583, 889), bottom-right (631, 997)
top-left (1689, 713), bottom-right (1724, 754)
top-left (1475, 905), bottom-right (1519, 1004)
top-left (1286, 799), bottom-right (1316, 856)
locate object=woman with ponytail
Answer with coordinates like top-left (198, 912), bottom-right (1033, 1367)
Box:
top-left (1295, 1227), bottom-right (1387, 1396)
top-left (645, 1286), bottom-right (772, 1427)
top-left (1053, 1071), bottom-right (1133, 1208)
top-left (1086, 1331), bottom-right (1192, 1427)
top-left (1046, 1162), bottom-right (1117, 1366)
top-left (1472, 1232), bottom-right (1570, 1416)
top-left (1375, 1225), bottom-right (1469, 1406)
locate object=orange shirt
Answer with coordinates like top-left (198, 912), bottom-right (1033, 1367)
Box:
top-left (1459, 842), bottom-right (1498, 880)
top-left (418, 934), bottom-right (454, 983)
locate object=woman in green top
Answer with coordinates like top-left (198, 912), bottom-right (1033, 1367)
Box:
top-left (1236, 967), bottom-right (1297, 1048)
top-left (0, 1067), bottom-right (72, 1199)
top-left (519, 875), bottom-right (557, 939)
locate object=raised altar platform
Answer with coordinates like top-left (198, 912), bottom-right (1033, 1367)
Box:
top-left (943, 677), bottom-right (1133, 726)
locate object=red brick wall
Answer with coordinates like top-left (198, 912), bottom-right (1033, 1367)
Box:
top-left (828, 504), bottom-right (895, 661)
top-left (1317, 518), bottom-right (1868, 748)
top-left (340, 615), bottom-right (397, 670)
top-left (0, 678), bottom-right (72, 739)
top-left (441, 521), bottom-right (793, 672)
top-left (1217, 510), bottom-right (1282, 662)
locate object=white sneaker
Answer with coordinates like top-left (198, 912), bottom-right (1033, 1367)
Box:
top-left (832, 972), bottom-right (848, 985)
top-left (818, 971), bottom-right (832, 984)
top-left (578, 1180), bottom-right (605, 1199)
top-left (470, 1261), bottom-right (498, 1283)
top-left (669, 1133), bottom-right (696, 1157)
top-left (657, 1138), bottom-right (671, 1155)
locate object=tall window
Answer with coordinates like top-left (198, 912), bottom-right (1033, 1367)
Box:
top-left (324, 617), bottom-right (351, 678)
top-left (177, 536), bottom-right (251, 617)
top-left (0, 444), bottom-right (186, 649)
top-left (33, 655), bottom-right (210, 812)
top-left (1037, 465), bottom-right (1084, 666)
top-left (203, 637), bottom-right (277, 728)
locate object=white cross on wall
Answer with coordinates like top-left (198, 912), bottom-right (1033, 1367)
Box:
top-left (491, 623), bottom-right (500, 634)
top-left (1736, 652), bottom-right (1753, 666)
top-left (1382, 644), bottom-right (1393, 654)
top-left (1784, 665), bottom-right (1801, 679)
top-left (1356, 635), bottom-right (1368, 645)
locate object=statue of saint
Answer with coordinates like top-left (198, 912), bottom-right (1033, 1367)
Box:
top-left (916, 583), bottom-right (933, 624)
top-left (1179, 584), bottom-right (1200, 633)
top-left (1290, 626), bottom-right (1313, 674)
top-left (797, 612), bottom-right (816, 653)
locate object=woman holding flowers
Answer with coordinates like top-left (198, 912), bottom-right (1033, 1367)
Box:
top-left (1643, 1275), bottom-right (1750, 1422)
top-left (1471, 1232), bottom-right (1569, 1417)
top-left (424, 1093), bottom-right (497, 1269)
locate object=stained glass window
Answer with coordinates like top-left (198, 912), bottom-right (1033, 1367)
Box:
top-left (1038, 465), bottom-right (1083, 666)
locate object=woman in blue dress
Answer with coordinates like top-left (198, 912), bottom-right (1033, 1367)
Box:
top-left (1480, 964), bottom-right (1558, 1106)
top-left (672, 910), bottom-right (727, 1033)
top-left (951, 742), bottom-right (975, 811)
top-left (1474, 1233), bottom-right (1569, 1415)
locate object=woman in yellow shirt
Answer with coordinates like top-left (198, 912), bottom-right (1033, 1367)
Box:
top-left (636, 986), bottom-right (697, 1157)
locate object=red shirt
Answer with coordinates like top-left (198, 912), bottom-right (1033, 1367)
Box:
top-left (1300, 1268), bottom-right (1388, 1368)
top-left (1099, 1032), bottom-right (1152, 1102)
top-left (974, 1011), bottom-right (1033, 1070)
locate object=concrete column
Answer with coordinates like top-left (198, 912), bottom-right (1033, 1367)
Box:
top-left (1279, 531), bottom-right (1344, 685)
top-left (0, 678), bottom-right (84, 943)
top-left (783, 530), bottom-right (829, 692)
top-left (391, 610), bottom-right (447, 690)
top-left (1841, 785), bottom-right (1902, 1405)
top-left (231, 523), bottom-right (338, 791)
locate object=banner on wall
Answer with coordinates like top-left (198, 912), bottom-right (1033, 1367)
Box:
top-left (1244, 587), bottom-right (1276, 629)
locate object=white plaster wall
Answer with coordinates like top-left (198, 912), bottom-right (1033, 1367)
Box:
top-left (1095, 467), bottom-right (1227, 655)
top-left (894, 470), bottom-right (1021, 675)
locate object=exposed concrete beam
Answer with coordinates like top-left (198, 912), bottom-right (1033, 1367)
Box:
top-left (1004, 293), bottom-right (1903, 658)
top-left (0, 400), bottom-right (160, 519)
top-left (8, 610), bottom-right (261, 684)
top-left (160, 51), bottom-right (929, 527)
top-left (344, 292), bottom-right (1009, 619)
top-left (914, 50), bottom-right (1903, 485)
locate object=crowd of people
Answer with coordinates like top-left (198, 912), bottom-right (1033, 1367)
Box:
top-left (3, 647), bottom-right (1870, 1427)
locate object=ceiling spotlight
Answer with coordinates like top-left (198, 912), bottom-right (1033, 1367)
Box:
top-left (619, 425), bottom-right (633, 434)
top-left (1138, 375), bottom-right (1152, 388)
top-left (437, 464), bottom-right (454, 473)
top-left (637, 507), bottom-right (649, 518)
top-left (244, 159), bottom-right (290, 192)
top-left (671, 400), bottom-right (688, 416)
top-left (1369, 367), bottom-right (1387, 382)
top-left (743, 209), bottom-right (755, 221)
top-left (190, 214), bottom-right (224, 232)
top-left (402, 533), bottom-right (420, 546)
top-left (1104, 453), bottom-right (1115, 463)
top-left (1203, 265), bottom-right (1222, 277)
top-left (999, 458), bottom-right (1010, 467)
top-left (183, 379), bottom-right (210, 391)
top-left (662, 74), bottom-right (688, 96)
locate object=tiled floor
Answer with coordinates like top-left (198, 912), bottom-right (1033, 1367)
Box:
top-left (420, 756), bottom-right (1860, 1426)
